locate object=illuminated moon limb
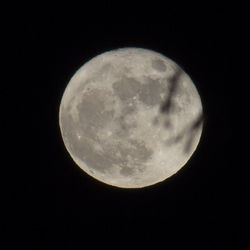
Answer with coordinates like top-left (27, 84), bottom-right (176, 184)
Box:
top-left (59, 47), bottom-right (203, 188)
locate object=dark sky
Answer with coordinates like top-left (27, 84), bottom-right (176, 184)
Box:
top-left (6, 3), bottom-right (248, 250)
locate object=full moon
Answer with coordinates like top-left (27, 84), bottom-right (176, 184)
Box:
top-left (59, 48), bottom-right (203, 188)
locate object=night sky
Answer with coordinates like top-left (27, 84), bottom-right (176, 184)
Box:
top-left (6, 3), bottom-right (248, 250)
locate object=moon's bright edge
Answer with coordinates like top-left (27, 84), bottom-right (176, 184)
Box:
top-left (59, 47), bottom-right (203, 188)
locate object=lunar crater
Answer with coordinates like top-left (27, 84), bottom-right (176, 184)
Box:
top-left (112, 76), bottom-right (142, 102)
top-left (151, 58), bottom-right (167, 72)
top-left (138, 77), bottom-right (165, 107)
top-left (77, 88), bottom-right (115, 131)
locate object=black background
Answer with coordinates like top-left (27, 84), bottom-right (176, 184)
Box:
top-left (6, 3), bottom-right (248, 250)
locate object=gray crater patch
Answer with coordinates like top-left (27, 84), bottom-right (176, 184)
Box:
top-left (77, 89), bottom-right (114, 131)
top-left (118, 139), bottom-right (153, 176)
top-left (112, 77), bottom-right (142, 101)
top-left (60, 113), bottom-right (113, 173)
top-left (138, 78), bottom-right (165, 106)
top-left (120, 167), bottom-right (134, 177)
top-left (129, 139), bottom-right (153, 162)
top-left (152, 59), bottom-right (167, 72)
top-left (74, 137), bottom-right (114, 173)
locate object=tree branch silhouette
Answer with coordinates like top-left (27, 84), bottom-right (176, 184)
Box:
top-left (158, 67), bottom-right (203, 154)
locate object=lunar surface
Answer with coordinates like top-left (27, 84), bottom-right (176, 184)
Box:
top-left (59, 48), bottom-right (203, 188)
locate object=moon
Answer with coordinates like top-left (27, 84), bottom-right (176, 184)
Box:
top-left (59, 47), bottom-right (203, 188)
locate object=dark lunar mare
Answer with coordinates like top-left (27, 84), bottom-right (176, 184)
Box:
top-left (61, 85), bottom-right (154, 175)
